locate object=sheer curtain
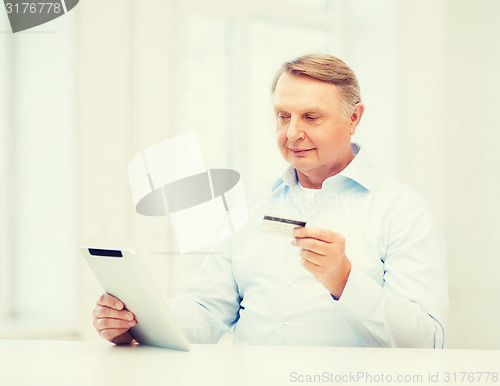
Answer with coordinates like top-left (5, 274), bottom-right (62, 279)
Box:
top-left (0, 8), bottom-right (78, 337)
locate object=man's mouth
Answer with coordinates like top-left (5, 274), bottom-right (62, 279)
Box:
top-left (289, 148), bottom-right (314, 155)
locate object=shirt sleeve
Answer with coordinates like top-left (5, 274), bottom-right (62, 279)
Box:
top-left (335, 203), bottom-right (448, 348)
top-left (166, 249), bottom-right (242, 344)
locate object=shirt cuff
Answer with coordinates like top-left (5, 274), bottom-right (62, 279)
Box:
top-left (333, 263), bottom-right (384, 322)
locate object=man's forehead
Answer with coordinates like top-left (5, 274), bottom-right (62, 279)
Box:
top-left (273, 72), bottom-right (342, 109)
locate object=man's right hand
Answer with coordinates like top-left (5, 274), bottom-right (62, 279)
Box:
top-left (93, 293), bottom-right (137, 344)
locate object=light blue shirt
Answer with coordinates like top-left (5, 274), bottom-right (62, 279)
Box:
top-left (168, 144), bottom-right (448, 348)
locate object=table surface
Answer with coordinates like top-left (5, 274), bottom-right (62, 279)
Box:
top-left (0, 339), bottom-right (499, 386)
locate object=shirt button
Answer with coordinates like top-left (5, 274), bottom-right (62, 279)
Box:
top-left (278, 322), bottom-right (285, 328)
top-left (286, 279), bottom-right (293, 286)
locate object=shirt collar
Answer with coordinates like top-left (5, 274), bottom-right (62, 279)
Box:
top-left (271, 143), bottom-right (373, 193)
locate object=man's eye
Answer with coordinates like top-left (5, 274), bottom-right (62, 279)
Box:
top-left (306, 115), bottom-right (318, 121)
top-left (277, 114), bottom-right (289, 121)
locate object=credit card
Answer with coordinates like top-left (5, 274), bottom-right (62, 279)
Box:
top-left (260, 215), bottom-right (306, 237)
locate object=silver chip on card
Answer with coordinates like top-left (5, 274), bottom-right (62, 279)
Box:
top-left (260, 215), bottom-right (306, 237)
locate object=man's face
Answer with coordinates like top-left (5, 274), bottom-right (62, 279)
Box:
top-left (273, 72), bottom-right (361, 187)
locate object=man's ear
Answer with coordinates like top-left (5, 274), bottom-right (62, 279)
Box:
top-left (349, 103), bottom-right (365, 135)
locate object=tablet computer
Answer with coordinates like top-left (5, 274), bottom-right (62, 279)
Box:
top-left (81, 246), bottom-right (190, 351)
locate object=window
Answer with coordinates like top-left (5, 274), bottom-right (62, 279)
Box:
top-left (177, 0), bottom-right (340, 191)
top-left (156, 0), bottom-right (341, 294)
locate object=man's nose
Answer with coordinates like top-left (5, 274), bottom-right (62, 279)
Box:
top-left (287, 117), bottom-right (304, 141)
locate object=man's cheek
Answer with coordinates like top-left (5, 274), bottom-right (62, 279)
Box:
top-left (276, 130), bottom-right (286, 145)
top-left (276, 138), bottom-right (287, 155)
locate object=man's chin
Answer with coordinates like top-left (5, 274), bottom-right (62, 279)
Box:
top-left (288, 159), bottom-right (316, 172)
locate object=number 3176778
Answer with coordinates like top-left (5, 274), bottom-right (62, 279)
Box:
top-left (5, 3), bottom-right (63, 14)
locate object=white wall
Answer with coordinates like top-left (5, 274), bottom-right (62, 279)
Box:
top-left (397, 0), bottom-right (500, 349)
top-left (441, 0), bottom-right (500, 349)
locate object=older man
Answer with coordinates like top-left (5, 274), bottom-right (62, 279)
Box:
top-left (93, 54), bottom-right (448, 348)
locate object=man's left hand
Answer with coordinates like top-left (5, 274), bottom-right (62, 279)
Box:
top-left (292, 227), bottom-right (351, 299)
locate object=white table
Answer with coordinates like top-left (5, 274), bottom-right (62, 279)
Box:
top-left (0, 339), bottom-right (499, 385)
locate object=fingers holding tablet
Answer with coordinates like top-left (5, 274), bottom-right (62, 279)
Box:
top-left (93, 293), bottom-right (137, 344)
top-left (98, 293), bottom-right (125, 310)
